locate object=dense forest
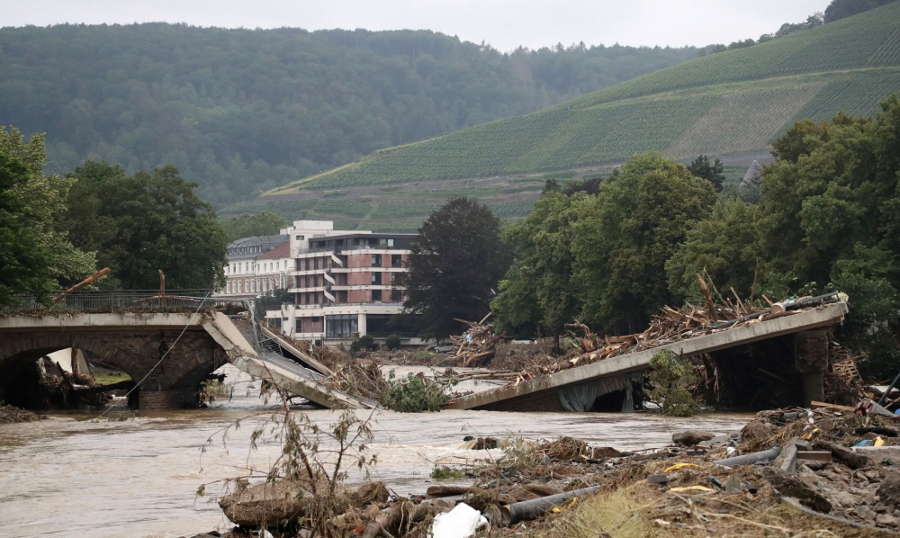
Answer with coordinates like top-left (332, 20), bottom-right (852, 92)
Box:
top-left (0, 24), bottom-right (698, 205)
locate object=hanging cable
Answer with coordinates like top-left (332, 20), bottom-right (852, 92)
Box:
top-left (94, 291), bottom-right (212, 419)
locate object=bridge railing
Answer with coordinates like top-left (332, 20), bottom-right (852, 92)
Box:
top-left (4, 290), bottom-right (247, 313)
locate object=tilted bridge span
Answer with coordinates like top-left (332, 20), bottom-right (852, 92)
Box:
top-left (0, 291), bottom-right (374, 410)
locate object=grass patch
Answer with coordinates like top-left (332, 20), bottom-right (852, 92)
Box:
top-left (430, 466), bottom-right (465, 480)
top-left (539, 482), bottom-right (653, 538)
top-left (94, 372), bottom-right (131, 386)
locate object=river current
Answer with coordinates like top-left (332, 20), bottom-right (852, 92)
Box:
top-left (0, 365), bottom-right (750, 537)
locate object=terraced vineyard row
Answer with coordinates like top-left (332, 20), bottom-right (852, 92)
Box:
top-left (788, 68), bottom-right (900, 123)
top-left (256, 2), bottom-right (900, 232)
top-left (567, 1), bottom-right (900, 111)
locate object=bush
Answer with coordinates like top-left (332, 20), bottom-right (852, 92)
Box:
top-left (379, 371), bottom-right (451, 412)
top-left (351, 334), bottom-right (376, 352)
top-left (648, 350), bottom-right (700, 416)
top-left (384, 334), bottom-right (402, 350)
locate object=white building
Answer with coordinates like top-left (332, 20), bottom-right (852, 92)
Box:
top-left (220, 234), bottom-right (290, 298)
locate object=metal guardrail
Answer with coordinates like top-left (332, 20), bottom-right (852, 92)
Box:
top-left (3, 290), bottom-right (246, 313)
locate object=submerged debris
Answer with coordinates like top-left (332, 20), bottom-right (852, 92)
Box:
top-left (0, 403), bottom-right (42, 423)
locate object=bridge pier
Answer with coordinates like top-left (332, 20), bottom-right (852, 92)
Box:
top-left (137, 389), bottom-right (192, 410)
top-left (795, 329), bottom-right (829, 406)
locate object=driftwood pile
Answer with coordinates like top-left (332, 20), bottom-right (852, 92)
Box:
top-left (444, 315), bottom-right (500, 367)
top-left (286, 338), bottom-right (388, 400)
top-left (524, 291), bottom-right (845, 378)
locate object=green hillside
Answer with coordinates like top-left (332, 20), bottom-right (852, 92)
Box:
top-left (250, 2), bottom-right (900, 232)
top-left (0, 24), bottom-right (698, 206)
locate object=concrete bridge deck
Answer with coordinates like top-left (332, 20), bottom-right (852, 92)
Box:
top-left (0, 311), bottom-right (373, 410)
top-left (445, 302), bottom-right (850, 412)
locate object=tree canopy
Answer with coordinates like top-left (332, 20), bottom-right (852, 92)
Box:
top-left (493, 153), bottom-right (717, 336)
top-left (0, 127), bottom-right (94, 304)
top-left (687, 155), bottom-right (725, 192)
top-left (400, 197), bottom-right (511, 340)
top-left (61, 161), bottom-right (228, 289)
top-left (824, 0), bottom-right (896, 22)
top-left (0, 24), bottom-right (699, 207)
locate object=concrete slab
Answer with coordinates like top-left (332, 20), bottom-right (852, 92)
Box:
top-left (446, 302), bottom-right (849, 411)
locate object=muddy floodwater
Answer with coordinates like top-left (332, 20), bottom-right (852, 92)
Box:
top-left (0, 366), bottom-right (751, 538)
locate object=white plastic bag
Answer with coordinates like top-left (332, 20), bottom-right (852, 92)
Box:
top-left (430, 502), bottom-right (488, 538)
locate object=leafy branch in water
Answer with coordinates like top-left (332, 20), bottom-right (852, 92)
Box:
top-left (379, 370), bottom-right (454, 412)
top-left (649, 350), bottom-right (700, 416)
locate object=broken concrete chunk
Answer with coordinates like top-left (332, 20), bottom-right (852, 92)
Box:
top-left (765, 468), bottom-right (832, 513)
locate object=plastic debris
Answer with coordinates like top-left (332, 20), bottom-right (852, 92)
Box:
top-left (669, 485), bottom-right (714, 493)
top-left (664, 462), bottom-right (700, 472)
top-left (430, 502), bottom-right (488, 538)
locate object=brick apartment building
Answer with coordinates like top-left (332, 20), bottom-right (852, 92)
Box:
top-left (221, 220), bottom-right (420, 345)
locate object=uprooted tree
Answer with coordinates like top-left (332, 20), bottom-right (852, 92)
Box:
top-left (648, 350), bottom-right (700, 416)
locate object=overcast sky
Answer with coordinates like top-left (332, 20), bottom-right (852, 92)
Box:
top-left (4, 0), bottom-right (832, 52)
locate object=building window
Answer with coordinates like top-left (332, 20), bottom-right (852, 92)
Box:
top-left (372, 290), bottom-right (382, 302)
top-left (326, 314), bottom-right (358, 338)
top-left (391, 289), bottom-right (403, 302)
top-left (371, 273), bottom-right (382, 285)
top-left (391, 254), bottom-right (402, 267)
top-left (314, 257), bottom-right (319, 270)
top-left (371, 254), bottom-right (381, 267)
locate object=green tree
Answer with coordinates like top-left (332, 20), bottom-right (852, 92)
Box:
top-left (758, 96), bottom-right (900, 377)
top-left (400, 197), bottom-right (512, 340)
top-left (222, 211), bottom-right (286, 241)
top-left (824, 0), bottom-right (895, 22)
top-left (572, 153), bottom-right (717, 332)
top-left (493, 192), bottom-right (582, 345)
top-left (0, 127), bottom-right (95, 304)
top-left (666, 199), bottom-right (769, 300)
top-left (687, 155), bottom-right (725, 192)
top-left (62, 161), bottom-right (228, 289)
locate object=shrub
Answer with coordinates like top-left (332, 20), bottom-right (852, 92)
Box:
top-left (648, 350), bottom-right (700, 416)
top-left (379, 371), bottom-right (451, 412)
top-left (351, 334), bottom-right (376, 352)
top-left (384, 334), bottom-right (402, 350)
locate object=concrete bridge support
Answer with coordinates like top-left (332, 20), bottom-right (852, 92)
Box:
top-left (795, 329), bottom-right (829, 406)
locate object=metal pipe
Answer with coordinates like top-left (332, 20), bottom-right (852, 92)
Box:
top-left (714, 445), bottom-right (781, 467)
top-left (499, 485), bottom-right (602, 526)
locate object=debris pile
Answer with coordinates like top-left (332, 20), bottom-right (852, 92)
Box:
top-left (204, 396), bottom-right (900, 537)
top-left (444, 316), bottom-right (501, 367)
top-left (290, 339), bottom-right (388, 401)
top-left (326, 359), bottom-right (388, 401)
top-left (0, 403), bottom-right (41, 423)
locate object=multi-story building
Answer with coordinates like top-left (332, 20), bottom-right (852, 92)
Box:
top-left (221, 234), bottom-right (291, 298)
top-left (266, 220), bottom-right (421, 345)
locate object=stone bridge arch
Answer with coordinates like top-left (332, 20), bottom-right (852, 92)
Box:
top-left (0, 314), bottom-right (231, 409)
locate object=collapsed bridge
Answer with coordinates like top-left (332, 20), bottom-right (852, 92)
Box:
top-left (445, 299), bottom-right (850, 412)
top-left (0, 292), bottom-right (374, 410)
